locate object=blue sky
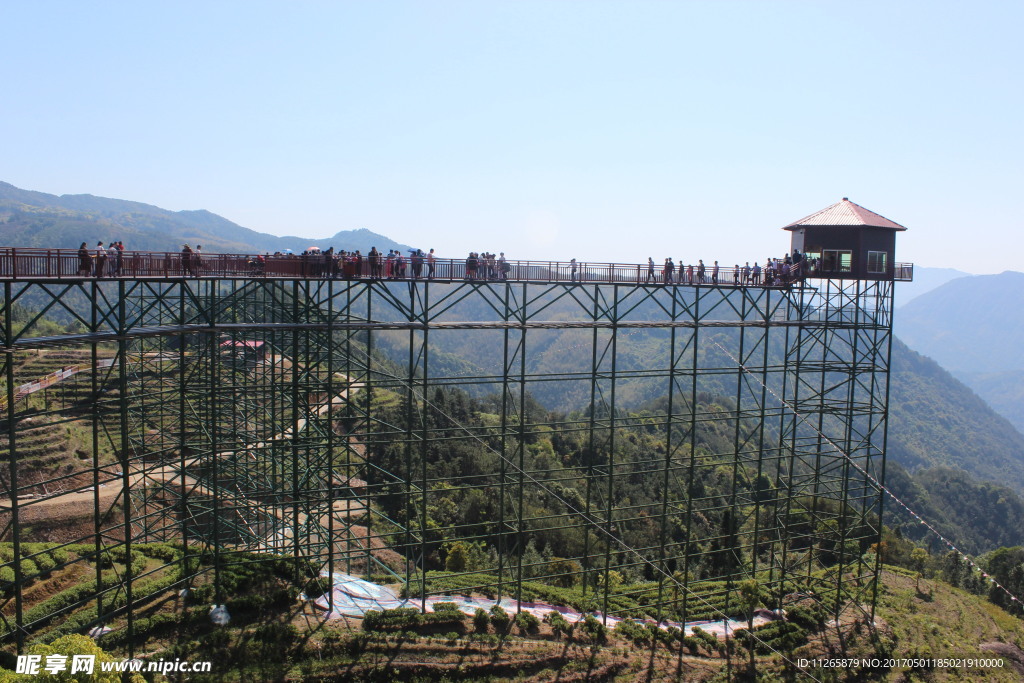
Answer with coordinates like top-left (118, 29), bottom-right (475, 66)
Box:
top-left (2, 1), bottom-right (1021, 273)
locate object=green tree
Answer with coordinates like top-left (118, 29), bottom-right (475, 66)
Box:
top-left (738, 579), bottom-right (761, 673)
top-left (0, 635), bottom-right (144, 682)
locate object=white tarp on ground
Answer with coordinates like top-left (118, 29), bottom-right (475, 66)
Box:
top-left (314, 572), bottom-right (776, 638)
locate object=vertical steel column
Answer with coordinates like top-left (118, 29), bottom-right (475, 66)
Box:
top-left (178, 281), bottom-right (191, 587)
top-left (870, 281), bottom-right (895, 621)
top-left (117, 279), bottom-right (135, 655)
top-left (750, 288), bottom-right (771, 584)
top-left (326, 278), bottom-right (335, 607)
top-left (834, 279), bottom-right (862, 616)
top-left (514, 283), bottom-right (528, 608)
top-left (3, 281), bottom-right (24, 651)
top-left (364, 285), bottom-right (374, 580)
top-left (417, 282), bottom-right (429, 612)
top-left (654, 287), bottom-right (678, 623)
top-left (497, 284), bottom-right (511, 601)
top-left (600, 286), bottom-right (619, 621)
top-left (724, 288), bottom-right (749, 620)
top-left (208, 281), bottom-right (223, 605)
top-left (679, 287), bottom-right (700, 626)
top-left (89, 278), bottom-right (104, 628)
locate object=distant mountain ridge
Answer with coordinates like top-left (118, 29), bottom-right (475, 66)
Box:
top-left (894, 266), bottom-right (972, 308)
top-left (0, 181), bottom-right (414, 255)
top-left (896, 270), bottom-right (1024, 434)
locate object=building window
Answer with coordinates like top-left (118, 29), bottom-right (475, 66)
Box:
top-left (822, 249), bottom-right (852, 273)
top-left (867, 251), bottom-right (888, 274)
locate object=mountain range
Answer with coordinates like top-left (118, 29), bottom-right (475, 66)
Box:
top-left (0, 181), bottom-right (414, 256)
top-left (897, 271), bottom-right (1024, 435)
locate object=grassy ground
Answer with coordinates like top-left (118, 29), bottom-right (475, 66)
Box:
top-left (2, 555), bottom-right (1024, 681)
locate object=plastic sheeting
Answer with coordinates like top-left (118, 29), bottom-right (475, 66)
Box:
top-left (314, 572), bottom-right (777, 638)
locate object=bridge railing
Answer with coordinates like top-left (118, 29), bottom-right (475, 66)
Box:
top-left (894, 262), bottom-right (914, 281)
top-left (0, 248), bottom-right (912, 285)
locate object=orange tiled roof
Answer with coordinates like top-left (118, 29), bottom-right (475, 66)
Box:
top-left (784, 198), bottom-right (906, 231)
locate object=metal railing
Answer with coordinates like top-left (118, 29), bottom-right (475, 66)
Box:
top-left (894, 262), bottom-right (914, 281)
top-left (0, 248), bottom-right (912, 285)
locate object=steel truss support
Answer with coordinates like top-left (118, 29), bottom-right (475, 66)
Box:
top-left (0, 275), bottom-right (891, 648)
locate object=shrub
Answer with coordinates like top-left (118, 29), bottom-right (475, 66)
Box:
top-left (18, 558), bottom-right (38, 579)
top-left (514, 610), bottom-right (541, 635)
top-left (433, 601), bottom-right (461, 613)
top-left (739, 620), bottom-right (809, 655)
top-left (614, 619), bottom-right (651, 646)
top-left (582, 614), bottom-right (608, 644)
top-left (489, 604), bottom-right (511, 634)
top-left (544, 610), bottom-right (573, 640)
top-left (0, 566), bottom-right (15, 593)
top-left (362, 610), bottom-right (383, 631)
top-left (190, 584), bottom-right (214, 604)
top-left (33, 553), bottom-right (56, 574)
top-left (786, 604), bottom-right (825, 632)
top-left (691, 626), bottom-right (719, 652)
top-left (47, 548), bottom-right (70, 566)
top-left (138, 543), bottom-right (181, 563)
top-left (682, 636), bottom-right (705, 655)
top-left (473, 608), bottom-right (489, 633)
top-left (304, 575), bottom-right (333, 599)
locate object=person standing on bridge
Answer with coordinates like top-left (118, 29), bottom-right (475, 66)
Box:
top-left (427, 248), bottom-right (436, 279)
top-left (697, 259), bottom-right (706, 284)
top-left (664, 258), bottom-right (674, 284)
top-left (107, 242), bottom-right (119, 276)
top-left (570, 258), bottom-right (578, 282)
top-left (368, 247), bottom-right (379, 279)
top-left (78, 243), bottom-right (91, 277)
top-left (712, 260), bottom-right (720, 284)
top-left (411, 249), bottom-right (423, 278)
top-left (95, 242), bottom-right (107, 278)
top-left (181, 244), bottom-right (195, 277)
top-left (647, 257), bottom-right (656, 282)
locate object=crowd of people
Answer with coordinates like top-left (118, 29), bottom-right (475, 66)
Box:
top-left (77, 241), bottom-right (130, 278)
top-left (645, 251), bottom-right (813, 287)
top-left (464, 252), bottom-right (510, 280)
top-left (250, 247), bottom-right (442, 280)
top-left (71, 242), bottom-right (815, 287)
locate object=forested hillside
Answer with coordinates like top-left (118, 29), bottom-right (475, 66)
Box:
top-left (372, 285), bottom-right (1024, 502)
top-left (884, 463), bottom-right (1024, 555)
top-left (887, 338), bottom-right (1024, 494)
top-left (897, 271), bottom-right (1024, 434)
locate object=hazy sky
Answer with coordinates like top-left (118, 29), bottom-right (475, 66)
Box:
top-left (2, 1), bottom-right (1021, 273)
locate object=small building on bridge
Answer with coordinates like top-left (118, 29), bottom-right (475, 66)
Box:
top-left (784, 198), bottom-right (907, 280)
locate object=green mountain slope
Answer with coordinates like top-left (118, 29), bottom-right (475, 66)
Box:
top-left (372, 284), bottom-right (1024, 499)
top-left (887, 338), bottom-right (1024, 494)
top-left (896, 271), bottom-right (1024, 434)
top-left (884, 463), bottom-right (1024, 554)
top-left (0, 180), bottom-right (414, 255)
